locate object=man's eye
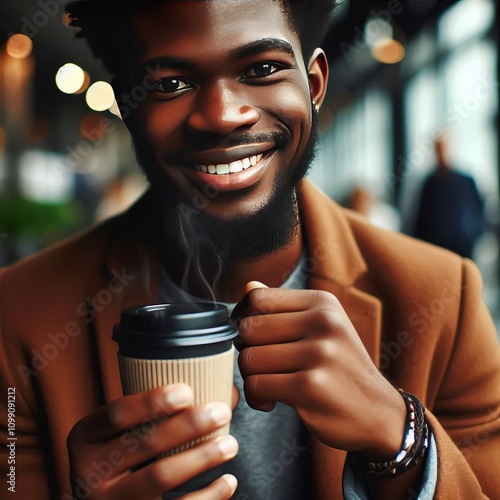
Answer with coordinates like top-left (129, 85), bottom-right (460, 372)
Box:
top-left (153, 78), bottom-right (191, 93)
top-left (244, 62), bottom-right (281, 79)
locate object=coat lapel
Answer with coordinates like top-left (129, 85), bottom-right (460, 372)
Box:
top-left (299, 180), bottom-right (382, 366)
top-left (92, 193), bottom-right (161, 404)
top-left (298, 180), bottom-right (382, 498)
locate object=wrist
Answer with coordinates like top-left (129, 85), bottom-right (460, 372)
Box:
top-left (352, 389), bottom-right (430, 479)
top-left (358, 386), bottom-right (407, 462)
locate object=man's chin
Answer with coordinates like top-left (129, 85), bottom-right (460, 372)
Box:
top-left (173, 177), bottom-right (298, 263)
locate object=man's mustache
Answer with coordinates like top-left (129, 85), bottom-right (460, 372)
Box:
top-left (166, 129), bottom-right (291, 163)
top-left (218, 130), bottom-right (291, 149)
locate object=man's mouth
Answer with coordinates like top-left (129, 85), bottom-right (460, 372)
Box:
top-left (194, 153), bottom-right (264, 175)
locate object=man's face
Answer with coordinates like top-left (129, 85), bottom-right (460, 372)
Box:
top-left (125, 0), bottom-right (321, 223)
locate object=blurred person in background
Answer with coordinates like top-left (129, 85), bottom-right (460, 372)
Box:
top-left (413, 134), bottom-right (485, 259)
top-left (347, 186), bottom-right (400, 232)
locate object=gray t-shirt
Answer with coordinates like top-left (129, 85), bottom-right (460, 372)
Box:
top-left (159, 251), bottom-right (311, 499)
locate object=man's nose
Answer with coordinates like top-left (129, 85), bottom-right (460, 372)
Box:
top-left (186, 82), bottom-right (259, 135)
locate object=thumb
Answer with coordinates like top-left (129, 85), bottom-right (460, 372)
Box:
top-left (244, 281), bottom-right (269, 294)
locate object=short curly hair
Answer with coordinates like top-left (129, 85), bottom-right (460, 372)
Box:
top-left (67, 0), bottom-right (336, 84)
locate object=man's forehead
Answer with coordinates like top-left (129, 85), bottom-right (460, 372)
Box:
top-left (132, 0), bottom-right (301, 63)
top-left (133, 0), bottom-right (291, 34)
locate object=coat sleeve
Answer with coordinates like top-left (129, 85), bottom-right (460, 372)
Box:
top-left (0, 269), bottom-right (52, 500)
top-left (428, 259), bottom-right (500, 499)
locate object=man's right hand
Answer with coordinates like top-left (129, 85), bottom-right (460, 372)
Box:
top-left (67, 383), bottom-right (238, 499)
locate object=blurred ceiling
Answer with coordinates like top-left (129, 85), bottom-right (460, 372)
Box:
top-left (327, 0), bottom-right (463, 46)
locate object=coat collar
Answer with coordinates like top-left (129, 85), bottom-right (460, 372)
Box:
top-left (298, 180), bottom-right (382, 367)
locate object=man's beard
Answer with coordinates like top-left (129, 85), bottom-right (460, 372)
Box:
top-left (134, 111), bottom-right (319, 268)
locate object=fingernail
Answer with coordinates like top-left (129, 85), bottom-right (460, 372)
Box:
top-left (165, 385), bottom-right (192, 408)
top-left (207, 402), bottom-right (231, 425)
top-left (216, 435), bottom-right (238, 457)
top-left (222, 474), bottom-right (238, 491)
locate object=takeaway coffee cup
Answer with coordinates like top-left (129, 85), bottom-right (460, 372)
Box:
top-left (113, 302), bottom-right (239, 498)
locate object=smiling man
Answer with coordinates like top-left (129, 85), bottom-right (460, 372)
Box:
top-left (123, 0), bottom-right (327, 299)
top-left (0, 1), bottom-right (499, 499)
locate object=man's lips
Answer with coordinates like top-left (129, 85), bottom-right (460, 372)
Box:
top-left (180, 149), bottom-right (277, 192)
top-left (176, 143), bottom-right (275, 174)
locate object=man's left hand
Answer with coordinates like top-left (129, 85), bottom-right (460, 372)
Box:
top-left (232, 282), bottom-right (406, 462)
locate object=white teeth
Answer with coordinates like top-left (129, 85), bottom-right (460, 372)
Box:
top-left (216, 164), bottom-right (230, 174)
top-left (197, 153), bottom-right (266, 174)
top-left (229, 160), bottom-right (243, 173)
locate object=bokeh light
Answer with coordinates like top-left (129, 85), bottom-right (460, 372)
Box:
top-left (86, 81), bottom-right (115, 112)
top-left (371, 39), bottom-right (405, 64)
top-left (55, 63), bottom-right (86, 94)
top-left (74, 71), bottom-right (91, 95)
top-left (6, 34), bottom-right (33, 60)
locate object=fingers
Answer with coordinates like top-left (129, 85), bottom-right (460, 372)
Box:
top-left (238, 301), bottom-right (349, 350)
top-left (243, 373), bottom-right (294, 411)
top-left (68, 382), bottom-right (238, 499)
top-left (96, 402), bottom-right (233, 474)
top-left (71, 384), bottom-right (194, 444)
top-left (181, 474), bottom-right (238, 500)
top-left (110, 436), bottom-right (239, 499)
top-left (238, 343), bottom-right (306, 377)
top-left (232, 288), bottom-right (337, 321)
top-left (243, 280), bottom-right (268, 294)
top-left (237, 310), bottom-right (314, 346)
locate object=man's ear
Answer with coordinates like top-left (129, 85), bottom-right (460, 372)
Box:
top-left (307, 48), bottom-right (329, 110)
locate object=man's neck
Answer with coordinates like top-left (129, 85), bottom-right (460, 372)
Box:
top-left (159, 225), bottom-right (303, 303)
top-left (212, 229), bottom-right (303, 302)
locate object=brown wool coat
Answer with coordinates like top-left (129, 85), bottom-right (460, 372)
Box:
top-left (0, 180), bottom-right (499, 499)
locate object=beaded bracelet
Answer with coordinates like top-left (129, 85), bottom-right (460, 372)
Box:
top-left (352, 389), bottom-right (430, 479)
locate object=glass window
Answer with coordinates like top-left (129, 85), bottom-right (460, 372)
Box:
top-left (400, 67), bottom-right (439, 231)
top-left (310, 89), bottom-right (393, 201)
top-left (441, 40), bottom-right (498, 194)
top-left (19, 150), bottom-right (74, 203)
top-left (438, 0), bottom-right (494, 49)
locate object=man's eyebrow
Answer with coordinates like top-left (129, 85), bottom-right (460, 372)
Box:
top-left (229, 38), bottom-right (296, 60)
top-left (140, 56), bottom-right (195, 74)
top-left (138, 38), bottom-right (295, 75)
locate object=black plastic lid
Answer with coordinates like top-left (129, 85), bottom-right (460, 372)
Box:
top-left (113, 302), bottom-right (238, 358)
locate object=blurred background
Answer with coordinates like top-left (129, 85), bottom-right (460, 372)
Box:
top-left (0, 0), bottom-right (499, 329)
